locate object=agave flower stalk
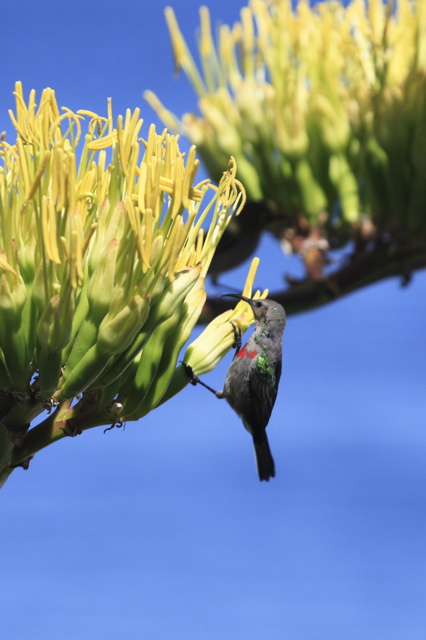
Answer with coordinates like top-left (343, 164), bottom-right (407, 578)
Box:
top-left (0, 83), bottom-right (266, 486)
top-left (146, 0), bottom-right (426, 316)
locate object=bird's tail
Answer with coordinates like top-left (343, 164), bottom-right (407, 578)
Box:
top-left (253, 436), bottom-right (275, 481)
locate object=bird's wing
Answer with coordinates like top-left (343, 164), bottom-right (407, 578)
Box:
top-left (249, 358), bottom-right (281, 432)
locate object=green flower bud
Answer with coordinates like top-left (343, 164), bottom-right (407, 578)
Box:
top-left (36, 290), bottom-right (74, 352)
top-left (97, 295), bottom-right (150, 356)
top-left (86, 239), bottom-right (119, 323)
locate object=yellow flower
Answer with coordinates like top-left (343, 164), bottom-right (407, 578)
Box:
top-left (0, 83), bottom-right (259, 482)
top-left (147, 0), bottom-right (426, 234)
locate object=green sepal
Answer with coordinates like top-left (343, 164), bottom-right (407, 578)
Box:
top-left (58, 344), bottom-right (111, 399)
top-left (328, 153), bottom-right (360, 224)
top-left (120, 311), bottom-right (180, 417)
top-left (37, 348), bottom-right (63, 398)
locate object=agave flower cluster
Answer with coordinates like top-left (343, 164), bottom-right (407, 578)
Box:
top-left (0, 83), bottom-right (264, 484)
top-left (146, 0), bottom-right (426, 248)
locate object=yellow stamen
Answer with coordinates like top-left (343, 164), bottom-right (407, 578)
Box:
top-left (87, 132), bottom-right (117, 150)
top-left (0, 257), bottom-right (17, 276)
top-left (26, 151), bottom-right (51, 202)
top-left (41, 196), bottom-right (61, 265)
top-left (77, 110), bottom-right (109, 121)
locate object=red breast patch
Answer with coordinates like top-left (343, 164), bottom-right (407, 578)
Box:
top-left (237, 346), bottom-right (257, 359)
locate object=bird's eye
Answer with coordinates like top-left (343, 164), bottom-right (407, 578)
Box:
top-left (255, 301), bottom-right (262, 308)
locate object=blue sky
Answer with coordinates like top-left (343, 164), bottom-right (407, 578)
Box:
top-left (1, 1), bottom-right (426, 639)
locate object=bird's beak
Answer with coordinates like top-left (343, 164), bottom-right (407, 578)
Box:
top-left (220, 293), bottom-right (253, 305)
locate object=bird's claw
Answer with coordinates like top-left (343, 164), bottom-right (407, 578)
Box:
top-left (181, 361), bottom-right (199, 386)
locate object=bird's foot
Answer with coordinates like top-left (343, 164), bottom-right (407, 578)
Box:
top-left (230, 321), bottom-right (242, 357)
top-left (181, 361), bottom-right (221, 397)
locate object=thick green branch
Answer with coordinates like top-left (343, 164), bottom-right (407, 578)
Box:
top-left (1, 399), bottom-right (120, 486)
